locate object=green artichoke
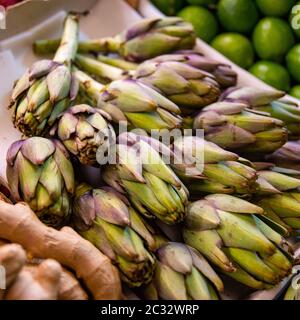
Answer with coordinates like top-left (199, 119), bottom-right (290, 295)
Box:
top-left (55, 104), bottom-right (116, 166)
top-left (171, 135), bottom-right (258, 196)
top-left (183, 194), bottom-right (294, 289)
top-left (254, 166), bottom-right (300, 232)
top-left (222, 86), bottom-right (300, 138)
top-left (151, 50), bottom-right (237, 89)
top-left (73, 54), bottom-right (221, 115)
top-left (6, 137), bottom-right (75, 227)
top-left (74, 69), bottom-right (183, 133)
top-left (134, 59), bottom-right (221, 114)
top-left (102, 132), bottom-right (189, 225)
top-left (9, 14), bottom-right (79, 137)
top-left (33, 17), bottom-right (196, 62)
top-left (72, 183), bottom-right (156, 287)
top-left (193, 101), bottom-right (288, 155)
top-left (141, 242), bottom-right (223, 300)
top-left (266, 141), bottom-right (300, 172)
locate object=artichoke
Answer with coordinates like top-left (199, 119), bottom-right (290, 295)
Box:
top-left (103, 132), bottom-right (189, 225)
top-left (134, 59), bottom-right (221, 115)
top-left (9, 14), bottom-right (79, 137)
top-left (254, 100), bottom-right (300, 140)
top-left (151, 50), bottom-right (237, 89)
top-left (34, 17), bottom-right (196, 62)
top-left (72, 183), bottom-right (156, 287)
top-left (141, 242), bottom-right (223, 300)
top-left (266, 141), bottom-right (300, 171)
top-left (55, 104), bottom-right (116, 166)
top-left (254, 166), bottom-right (300, 232)
top-left (222, 86), bottom-right (300, 138)
top-left (183, 194), bottom-right (294, 289)
top-left (74, 69), bottom-right (183, 133)
top-left (75, 54), bottom-right (221, 115)
top-left (193, 101), bottom-right (288, 155)
top-left (171, 136), bottom-right (258, 196)
top-left (6, 137), bottom-right (75, 227)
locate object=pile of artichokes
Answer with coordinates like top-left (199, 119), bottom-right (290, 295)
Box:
top-left (4, 13), bottom-right (300, 300)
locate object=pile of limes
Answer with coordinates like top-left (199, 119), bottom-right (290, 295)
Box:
top-left (151, 0), bottom-right (300, 99)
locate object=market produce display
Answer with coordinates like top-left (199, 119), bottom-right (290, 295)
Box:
top-left (1, 11), bottom-right (300, 301)
top-left (151, 0), bottom-right (300, 98)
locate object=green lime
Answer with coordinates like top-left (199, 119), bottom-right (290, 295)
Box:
top-left (187, 0), bottom-right (218, 5)
top-left (290, 85), bottom-right (300, 99)
top-left (211, 33), bottom-right (254, 69)
top-left (249, 61), bottom-right (291, 92)
top-left (253, 18), bottom-right (295, 62)
top-left (178, 6), bottom-right (219, 42)
top-left (290, 1), bottom-right (300, 39)
top-left (256, 0), bottom-right (297, 17)
top-left (151, 0), bottom-right (185, 16)
top-left (217, 0), bottom-right (259, 34)
top-left (286, 44), bottom-right (300, 82)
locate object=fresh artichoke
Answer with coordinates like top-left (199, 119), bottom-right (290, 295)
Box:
top-left (193, 101), bottom-right (288, 155)
top-left (141, 242), bottom-right (223, 300)
top-left (134, 59), bottom-right (221, 115)
top-left (9, 14), bottom-right (79, 137)
top-left (221, 86), bottom-right (300, 138)
top-left (151, 50), bottom-right (237, 89)
top-left (171, 135), bottom-right (258, 196)
top-left (6, 137), bottom-right (75, 227)
top-left (74, 69), bottom-right (183, 133)
top-left (75, 54), bottom-right (221, 114)
top-left (55, 104), bottom-right (116, 166)
top-left (72, 183), bottom-right (156, 287)
top-left (34, 17), bottom-right (196, 62)
top-left (183, 194), bottom-right (294, 289)
top-left (254, 166), bottom-right (300, 232)
top-left (102, 132), bottom-right (189, 225)
top-left (266, 141), bottom-right (300, 171)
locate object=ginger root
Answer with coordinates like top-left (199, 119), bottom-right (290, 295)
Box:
top-left (58, 268), bottom-right (88, 300)
top-left (5, 259), bottom-right (62, 300)
top-left (0, 243), bottom-right (26, 300)
top-left (0, 201), bottom-right (121, 300)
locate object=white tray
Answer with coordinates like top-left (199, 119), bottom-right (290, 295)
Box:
top-left (0, 0), bottom-right (141, 181)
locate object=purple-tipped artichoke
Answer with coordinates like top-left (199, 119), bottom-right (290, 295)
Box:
top-left (9, 14), bottom-right (79, 137)
top-left (34, 17), bottom-right (196, 62)
top-left (183, 194), bottom-right (293, 289)
top-left (102, 132), bottom-right (189, 225)
top-left (193, 101), bottom-right (288, 155)
top-left (254, 165), bottom-right (300, 232)
top-left (151, 50), bottom-right (237, 89)
top-left (141, 242), bottom-right (223, 300)
top-left (55, 104), bottom-right (116, 166)
top-left (134, 59), bottom-right (221, 114)
top-left (222, 87), bottom-right (300, 139)
top-left (74, 69), bottom-right (183, 133)
top-left (6, 137), bottom-right (75, 227)
top-left (72, 183), bottom-right (156, 287)
top-left (171, 135), bottom-right (259, 196)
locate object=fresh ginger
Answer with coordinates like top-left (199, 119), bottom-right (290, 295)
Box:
top-left (0, 243), bottom-right (26, 300)
top-left (58, 268), bottom-right (88, 300)
top-left (0, 201), bottom-right (121, 300)
top-left (5, 259), bottom-right (62, 300)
